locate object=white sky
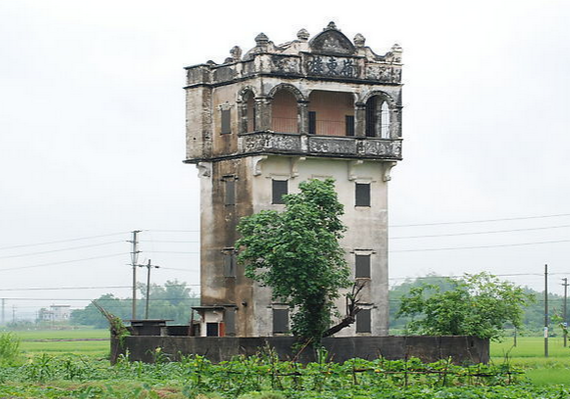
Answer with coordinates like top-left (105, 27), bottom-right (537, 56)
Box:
top-left (1, 0), bottom-right (569, 320)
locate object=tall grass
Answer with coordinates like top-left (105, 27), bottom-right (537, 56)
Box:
top-left (0, 333), bottom-right (20, 365)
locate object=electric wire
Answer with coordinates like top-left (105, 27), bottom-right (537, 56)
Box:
top-left (390, 224), bottom-right (570, 240)
top-left (0, 232), bottom-right (129, 251)
top-left (390, 238), bottom-right (570, 253)
top-left (0, 253), bottom-right (126, 273)
top-left (0, 241), bottom-right (124, 259)
top-left (390, 213), bottom-right (570, 228)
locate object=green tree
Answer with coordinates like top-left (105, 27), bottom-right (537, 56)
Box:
top-left (71, 281), bottom-right (198, 327)
top-left (236, 178), bottom-right (351, 344)
top-left (397, 273), bottom-right (533, 340)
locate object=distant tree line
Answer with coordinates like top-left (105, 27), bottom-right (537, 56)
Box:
top-left (71, 280), bottom-right (198, 328)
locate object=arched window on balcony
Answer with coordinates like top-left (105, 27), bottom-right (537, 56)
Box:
top-left (308, 90), bottom-right (354, 136)
top-left (365, 95), bottom-right (391, 138)
top-left (271, 89), bottom-right (298, 133)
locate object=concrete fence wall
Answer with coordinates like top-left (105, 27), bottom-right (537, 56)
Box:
top-left (113, 335), bottom-right (489, 364)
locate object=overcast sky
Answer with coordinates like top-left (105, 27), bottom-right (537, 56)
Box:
top-left (1, 0), bottom-right (569, 320)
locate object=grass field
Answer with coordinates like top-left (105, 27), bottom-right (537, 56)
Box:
top-left (13, 328), bottom-right (110, 358)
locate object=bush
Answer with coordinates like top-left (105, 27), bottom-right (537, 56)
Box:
top-left (0, 333), bottom-right (20, 365)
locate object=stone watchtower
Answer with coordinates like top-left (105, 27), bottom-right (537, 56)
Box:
top-left (184, 23), bottom-right (403, 338)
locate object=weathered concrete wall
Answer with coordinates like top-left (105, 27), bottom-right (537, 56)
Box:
top-left (113, 335), bottom-right (489, 365)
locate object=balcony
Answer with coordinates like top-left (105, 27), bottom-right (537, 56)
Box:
top-left (238, 132), bottom-right (402, 160)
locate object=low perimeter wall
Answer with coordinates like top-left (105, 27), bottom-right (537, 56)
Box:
top-left (112, 335), bottom-right (489, 364)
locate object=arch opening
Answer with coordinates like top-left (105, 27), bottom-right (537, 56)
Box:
top-left (308, 90), bottom-right (355, 136)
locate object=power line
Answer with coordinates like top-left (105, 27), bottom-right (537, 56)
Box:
top-left (391, 224), bottom-right (570, 240)
top-left (145, 251), bottom-right (199, 254)
top-left (390, 238), bottom-right (570, 253)
top-left (0, 241), bottom-right (124, 260)
top-left (0, 286), bottom-right (131, 292)
top-left (0, 232), bottom-right (129, 251)
top-left (140, 240), bottom-right (200, 244)
top-left (0, 253), bottom-right (126, 273)
top-left (146, 230), bottom-right (199, 233)
top-left (390, 213), bottom-right (570, 228)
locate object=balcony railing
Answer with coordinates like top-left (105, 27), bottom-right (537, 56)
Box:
top-left (238, 131), bottom-right (402, 160)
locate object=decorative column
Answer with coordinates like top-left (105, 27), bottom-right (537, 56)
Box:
top-left (255, 97), bottom-right (272, 131)
top-left (355, 102), bottom-right (366, 137)
top-left (298, 100), bottom-right (309, 135)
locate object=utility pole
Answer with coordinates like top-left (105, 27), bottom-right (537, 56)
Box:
top-left (1, 298), bottom-right (5, 325)
top-left (545, 264), bottom-right (549, 358)
top-left (144, 259), bottom-right (160, 319)
top-left (12, 305), bottom-right (16, 323)
top-left (563, 278), bottom-right (569, 347)
top-left (128, 230), bottom-right (142, 320)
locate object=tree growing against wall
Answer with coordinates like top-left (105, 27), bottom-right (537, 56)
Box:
top-left (236, 178), bottom-right (351, 344)
top-left (396, 273), bottom-right (533, 340)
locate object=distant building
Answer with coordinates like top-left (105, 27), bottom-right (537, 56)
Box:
top-left (184, 23), bottom-right (403, 337)
top-left (39, 305), bottom-right (71, 322)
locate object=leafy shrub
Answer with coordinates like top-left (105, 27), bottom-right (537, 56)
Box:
top-left (0, 333), bottom-right (20, 365)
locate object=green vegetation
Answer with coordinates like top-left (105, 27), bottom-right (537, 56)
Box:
top-left (0, 333), bottom-right (20, 365)
top-left (2, 352), bottom-right (565, 399)
top-left (390, 275), bottom-right (568, 334)
top-left (71, 280), bottom-right (199, 327)
top-left (397, 273), bottom-right (532, 340)
top-left (237, 179), bottom-right (351, 343)
top-left (0, 330), bottom-right (568, 398)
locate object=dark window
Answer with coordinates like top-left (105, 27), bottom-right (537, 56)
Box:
top-left (355, 254), bottom-right (371, 278)
top-left (206, 322), bottom-right (219, 336)
top-left (365, 97), bottom-right (377, 137)
top-left (223, 251), bottom-right (236, 278)
top-left (355, 183), bottom-right (371, 207)
top-left (345, 115), bottom-right (355, 136)
top-left (225, 179), bottom-right (235, 205)
top-left (224, 308), bottom-right (236, 336)
top-left (221, 109), bottom-right (231, 134)
top-left (272, 180), bottom-right (288, 204)
top-left (273, 308), bottom-right (289, 333)
top-left (308, 111), bottom-right (316, 134)
top-left (356, 309), bottom-right (371, 333)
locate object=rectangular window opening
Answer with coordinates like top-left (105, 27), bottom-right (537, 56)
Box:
top-left (355, 183), bottom-right (371, 207)
top-left (272, 179), bottom-right (288, 204)
top-left (345, 115), bottom-right (355, 137)
top-left (223, 250), bottom-right (236, 278)
top-left (273, 308), bottom-right (289, 334)
top-left (206, 322), bottom-right (219, 336)
top-left (356, 309), bottom-right (371, 333)
top-left (355, 254), bottom-right (371, 279)
top-left (221, 109), bottom-right (231, 134)
top-left (225, 179), bottom-right (236, 205)
top-left (224, 308), bottom-right (236, 336)
top-left (308, 111), bottom-right (316, 135)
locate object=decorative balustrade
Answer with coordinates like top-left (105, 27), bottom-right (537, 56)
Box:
top-left (238, 132), bottom-right (402, 160)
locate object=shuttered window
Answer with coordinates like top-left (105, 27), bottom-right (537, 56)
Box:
top-left (221, 109), bottom-right (231, 134)
top-left (225, 179), bottom-right (235, 205)
top-left (355, 183), bottom-right (370, 207)
top-left (273, 308), bottom-right (289, 333)
top-left (272, 180), bottom-right (288, 204)
top-left (355, 254), bottom-right (371, 278)
top-left (224, 308), bottom-right (236, 336)
top-left (356, 309), bottom-right (371, 333)
top-left (223, 251), bottom-right (236, 278)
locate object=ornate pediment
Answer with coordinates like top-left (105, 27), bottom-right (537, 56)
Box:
top-left (309, 22), bottom-right (356, 56)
